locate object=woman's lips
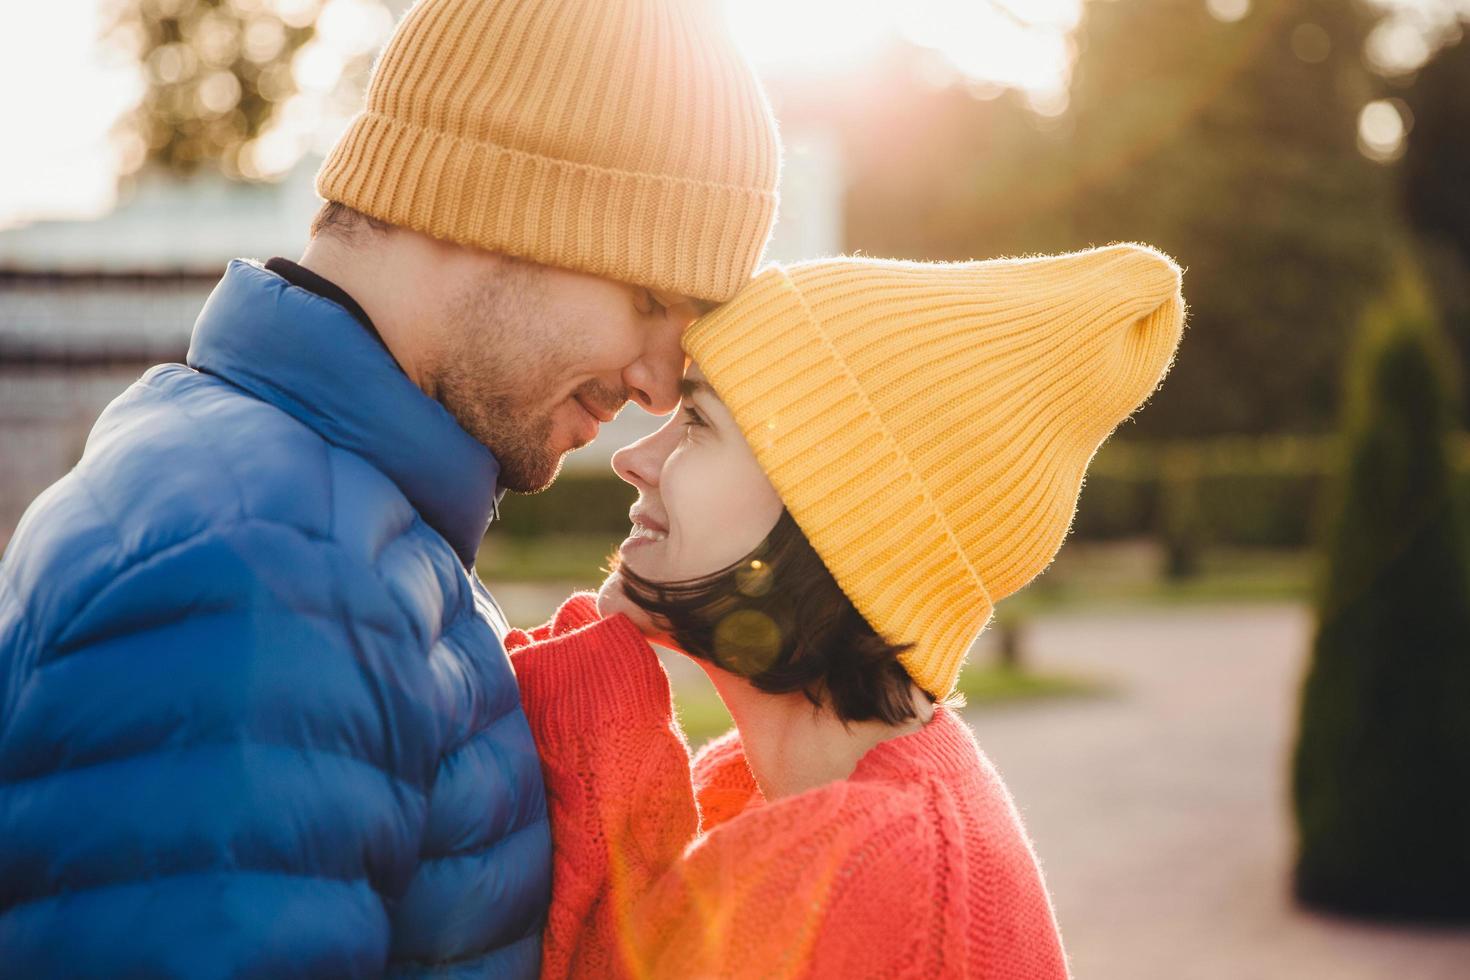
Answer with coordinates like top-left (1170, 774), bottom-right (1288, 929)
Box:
top-left (622, 522), bottom-right (668, 551)
top-left (628, 508), bottom-right (668, 534)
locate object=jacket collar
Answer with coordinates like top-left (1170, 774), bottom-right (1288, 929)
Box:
top-left (187, 259), bottom-right (504, 567)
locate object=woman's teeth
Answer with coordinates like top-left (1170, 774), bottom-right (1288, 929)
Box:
top-left (630, 523), bottom-right (668, 542)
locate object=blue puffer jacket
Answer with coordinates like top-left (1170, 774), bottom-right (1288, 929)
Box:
top-left (0, 260), bottom-right (552, 977)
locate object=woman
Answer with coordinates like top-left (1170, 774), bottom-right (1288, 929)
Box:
top-left (506, 244), bottom-right (1186, 978)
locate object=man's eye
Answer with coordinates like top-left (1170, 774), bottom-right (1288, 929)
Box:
top-left (640, 290), bottom-right (665, 317)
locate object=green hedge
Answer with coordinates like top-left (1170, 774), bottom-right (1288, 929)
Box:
top-left (490, 435), bottom-right (1470, 552)
top-left (1081, 434), bottom-right (1470, 550)
top-left (495, 472), bottom-right (639, 541)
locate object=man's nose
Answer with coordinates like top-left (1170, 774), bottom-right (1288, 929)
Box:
top-left (625, 320), bottom-right (690, 415)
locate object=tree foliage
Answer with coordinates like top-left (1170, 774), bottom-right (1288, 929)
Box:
top-left (841, 0), bottom-right (1403, 438)
top-left (1290, 268), bottom-right (1470, 920)
top-left (107, 0), bottom-right (389, 181)
top-left (1402, 33), bottom-right (1470, 261)
top-left (107, 0), bottom-right (320, 179)
top-left (1400, 31), bottom-right (1470, 427)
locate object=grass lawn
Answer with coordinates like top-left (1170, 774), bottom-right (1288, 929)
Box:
top-left (669, 662), bottom-right (1110, 748)
top-left (994, 540), bottom-right (1317, 616)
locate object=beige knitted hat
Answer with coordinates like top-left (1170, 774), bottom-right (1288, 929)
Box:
top-left (318, 0), bottom-right (782, 302)
top-left (683, 244), bottom-right (1187, 697)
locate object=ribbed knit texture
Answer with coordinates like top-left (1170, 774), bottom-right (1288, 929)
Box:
top-left (507, 592), bottom-right (1072, 979)
top-left (683, 243), bottom-right (1187, 696)
top-left (317, 0), bottom-right (782, 302)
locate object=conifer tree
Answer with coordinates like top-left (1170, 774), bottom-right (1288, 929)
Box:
top-left (1291, 269), bottom-right (1470, 920)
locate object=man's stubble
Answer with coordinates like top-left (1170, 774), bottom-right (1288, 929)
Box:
top-left (429, 261), bottom-right (621, 494)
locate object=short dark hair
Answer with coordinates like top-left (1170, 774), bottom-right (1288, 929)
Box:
top-left (609, 508), bottom-right (941, 725)
top-left (310, 200), bottom-right (390, 241)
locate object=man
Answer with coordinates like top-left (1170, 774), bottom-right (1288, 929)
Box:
top-left (0, 0), bottom-right (780, 973)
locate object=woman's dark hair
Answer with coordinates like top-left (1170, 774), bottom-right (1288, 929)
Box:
top-left (608, 508), bottom-right (940, 725)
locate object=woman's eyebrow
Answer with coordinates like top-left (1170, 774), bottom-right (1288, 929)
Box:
top-left (679, 378), bottom-right (712, 400)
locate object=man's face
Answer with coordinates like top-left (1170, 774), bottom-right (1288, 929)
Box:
top-left (427, 250), bottom-right (711, 493)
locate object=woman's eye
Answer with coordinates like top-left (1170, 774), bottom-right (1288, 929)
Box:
top-left (681, 406), bottom-right (706, 428)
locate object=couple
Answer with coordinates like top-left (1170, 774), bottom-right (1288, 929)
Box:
top-left (506, 246), bottom-right (1184, 979)
top-left (0, 0), bottom-right (1184, 976)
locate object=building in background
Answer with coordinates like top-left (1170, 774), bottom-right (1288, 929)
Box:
top-left (0, 128), bottom-right (843, 546)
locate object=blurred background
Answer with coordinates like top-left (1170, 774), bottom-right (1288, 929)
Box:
top-left (3, 0), bottom-right (1469, 976)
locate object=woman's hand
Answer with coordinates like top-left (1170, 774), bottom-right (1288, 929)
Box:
top-left (503, 591), bottom-right (602, 651)
top-left (595, 573), bottom-right (688, 654)
top-left (507, 590), bottom-right (674, 742)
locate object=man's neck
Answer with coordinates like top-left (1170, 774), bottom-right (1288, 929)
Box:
top-left (297, 236), bottom-right (430, 389)
top-left (264, 257), bottom-right (381, 340)
top-left (702, 666), bottom-right (934, 801)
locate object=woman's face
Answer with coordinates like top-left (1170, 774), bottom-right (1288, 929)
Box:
top-left (597, 361), bottom-right (785, 635)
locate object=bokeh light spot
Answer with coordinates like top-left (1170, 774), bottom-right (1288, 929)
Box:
top-left (147, 43), bottom-right (192, 86)
top-left (317, 0), bottom-right (395, 56)
top-left (714, 610), bottom-right (783, 675)
top-left (292, 39), bottom-right (345, 92)
top-left (194, 11), bottom-right (242, 68)
top-left (1357, 98), bottom-right (1407, 164)
top-left (735, 560), bottom-right (774, 598)
top-left (243, 17), bottom-right (288, 64)
top-left (1290, 23), bottom-right (1331, 65)
top-left (197, 70), bottom-right (243, 116)
top-left (1365, 17), bottom-right (1433, 76)
top-left (272, 0), bottom-right (319, 31)
top-left (1206, 0), bottom-right (1250, 24)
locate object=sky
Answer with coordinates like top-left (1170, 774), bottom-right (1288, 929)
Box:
top-left (1, 0), bottom-right (142, 229)
top-left (0, 0), bottom-right (1458, 231)
top-left (0, 0), bottom-right (1087, 230)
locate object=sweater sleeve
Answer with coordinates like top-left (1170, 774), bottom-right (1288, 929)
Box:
top-left (690, 728), bottom-right (761, 831)
top-left (510, 596), bottom-right (929, 979)
top-left (505, 589), bottom-right (605, 650)
top-left (509, 594), bottom-right (697, 978)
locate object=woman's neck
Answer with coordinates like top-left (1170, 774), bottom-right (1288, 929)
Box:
top-left (702, 668), bottom-right (935, 801)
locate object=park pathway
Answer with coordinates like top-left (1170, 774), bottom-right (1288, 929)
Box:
top-left (966, 603), bottom-right (1470, 980)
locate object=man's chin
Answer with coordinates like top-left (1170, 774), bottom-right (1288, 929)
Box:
top-left (494, 453), bottom-right (566, 494)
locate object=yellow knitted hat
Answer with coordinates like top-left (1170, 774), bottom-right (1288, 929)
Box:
top-left (683, 244), bottom-right (1187, 697)
top-left (317, 0), bottom-right (781, 303)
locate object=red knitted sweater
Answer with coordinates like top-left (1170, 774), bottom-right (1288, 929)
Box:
top-left (506, 592), bottom-right (1070, 979)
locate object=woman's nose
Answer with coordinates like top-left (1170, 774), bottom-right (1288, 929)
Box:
top-left (611, 428), bottom-right (667, 489)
